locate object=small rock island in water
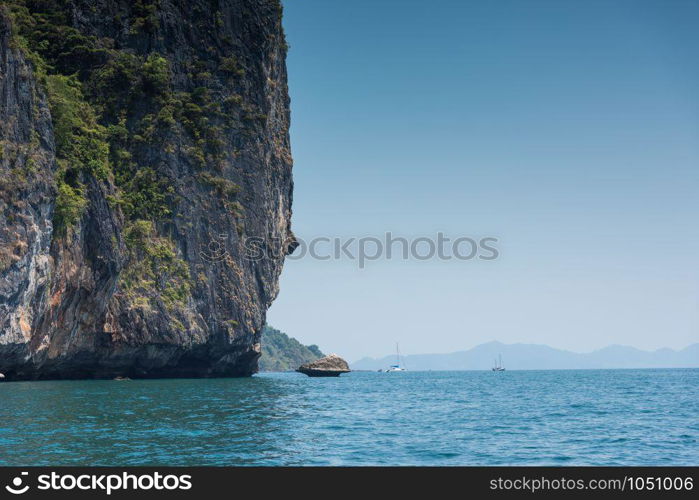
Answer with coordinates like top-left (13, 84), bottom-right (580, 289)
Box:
top-left (297, 354), bottom-right (351, 377)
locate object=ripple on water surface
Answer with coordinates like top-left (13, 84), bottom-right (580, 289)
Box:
top-left (0, 369), bottom-right (697, 465)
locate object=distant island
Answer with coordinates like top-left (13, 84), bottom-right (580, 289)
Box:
top-left (352, 341), bottom-right (699, 371)
top-left (259, 326), bottom-right (324, 372)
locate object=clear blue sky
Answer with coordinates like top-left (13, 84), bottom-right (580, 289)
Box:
top-left (267, 0), bottom-right (699, 361)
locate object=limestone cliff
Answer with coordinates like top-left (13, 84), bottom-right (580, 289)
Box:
top-left (0, 0), bottom-right (294, 379)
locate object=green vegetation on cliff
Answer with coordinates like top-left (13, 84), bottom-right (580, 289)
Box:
top-left (259, 326), bottom-right (323, 372)
top-left (6, 0), bottom-right (248, 235)
top-left (0, 0), bottom-right (292, 379)
top-left (3, 0), bottom-right (253, 310)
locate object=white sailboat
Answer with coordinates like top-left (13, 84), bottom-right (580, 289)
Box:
top-left (492, 354), bottom-right (505, 372)
top-left (385, 343), bottom-right (406, 372)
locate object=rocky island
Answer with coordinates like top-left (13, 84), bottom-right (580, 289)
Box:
top-left (297, 354), bottom-right (351, 377)
top-left (0, 0), bottom-right (294, 380)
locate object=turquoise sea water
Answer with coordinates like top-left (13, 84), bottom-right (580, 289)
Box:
top-left (0, 369), bottom-right (697, 466)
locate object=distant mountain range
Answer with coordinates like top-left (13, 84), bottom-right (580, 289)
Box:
top-left (352, 341), bottom-right (699, 371)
